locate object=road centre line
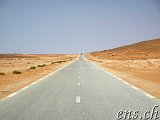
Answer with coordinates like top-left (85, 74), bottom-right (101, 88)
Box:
top-left (76, 96), bottom-right (81, 103)
top-left (77, 82), bottom-right (81, 86)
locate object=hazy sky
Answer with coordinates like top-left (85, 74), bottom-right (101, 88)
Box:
top-left (0, 0), bottom-right (160, 54)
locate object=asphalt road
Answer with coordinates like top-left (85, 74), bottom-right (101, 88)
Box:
top-left (0, 55), bottom-right (159, 120)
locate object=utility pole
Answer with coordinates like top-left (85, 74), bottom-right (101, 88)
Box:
top-left (18, 46), bottom-right (20, 54)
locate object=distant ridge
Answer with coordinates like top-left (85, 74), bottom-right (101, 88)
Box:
top-left (90, 38), bottom-right (160, 60)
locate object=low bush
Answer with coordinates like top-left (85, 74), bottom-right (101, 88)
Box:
top-left (0, 72), bottom-right (5, 75)
top-left (13, 70), bottom-right (22, 74)
top-left (37, 65), bottom-right (42, 67)
top-left (42, 64), bottom-right (46, 67)
top-left (55, 61), bottom-right (62, 63)
top-left (30, 66), bottom-right (36, 69)
top-left (37, 64), bottom-right (46, 67)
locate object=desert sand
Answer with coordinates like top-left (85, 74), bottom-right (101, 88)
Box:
top-left (0, 54), bottom-right (77, 99)
top-left (85, 38), bottom-right (160, 99)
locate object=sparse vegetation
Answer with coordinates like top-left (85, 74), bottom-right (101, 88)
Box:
top-left (0, 72), bottom-right (5, 75)
top-left (37, 65), bottom-right (43, 67)
top-left (37, 64), bottom-right (46, 67)
top-left (30, 66), bottom-right (36, 69)
top-left (42, 64), bottom-right (46, 67)
top-left (13, 70), bottom-right (22, 74)
top-left (0, 54), bottom-right (77, 99)
top-left (55, 60), bottom-right (66, 63)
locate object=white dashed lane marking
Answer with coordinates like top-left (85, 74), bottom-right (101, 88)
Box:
top-left (76, 96), bottom-right (81, 103)
top-left (144, 93), bottom-right (155, 99)
top-left (77, 82), bottom-right (80, 86)
top-left (7, 93), bottom-right (17, 98)
top-left (31, 82), bottom-right (37, 85)
top-left (131, 86), bottom-right (139, 90)
top-left (22, 86), bottom-right (29, 90)
top-left (123, 81), bottom-right (129, 85)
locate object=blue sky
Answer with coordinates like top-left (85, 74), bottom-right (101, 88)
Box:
top-left (0, 0), bottom-right (160, 54)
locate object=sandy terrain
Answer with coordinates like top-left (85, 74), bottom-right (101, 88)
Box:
top-left (0, 54), bottom-right (77, 99)
top-left (85, 38), bottom-right (160, 99)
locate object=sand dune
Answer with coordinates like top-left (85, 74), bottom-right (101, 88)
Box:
top-left (90, 38), bottom-right (160, 60)
top-left (85, 38), bottom-right (160, 99)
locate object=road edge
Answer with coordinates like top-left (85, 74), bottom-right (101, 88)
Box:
top-left (0, 56), bottom-right (79, 101)
top-left (84, 55), bottom-right (160, 101)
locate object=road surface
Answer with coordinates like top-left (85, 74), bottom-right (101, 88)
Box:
top-left (0, 55), bottom-right (159, 120)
